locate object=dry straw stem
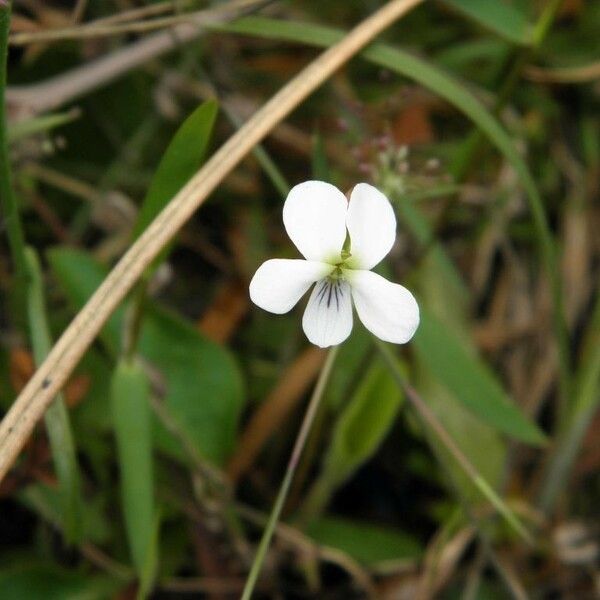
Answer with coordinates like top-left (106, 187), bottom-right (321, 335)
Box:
top-left (0, 0), bottom-right (425, 483)
top-left (9, 0), bottom-right (274, 45)
top-left (525, 61), bottom-right (600, 84)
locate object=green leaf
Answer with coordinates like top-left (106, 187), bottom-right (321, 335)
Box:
top-left (325, 360), bottom-right (403, 484)
top-left (132, 99), bottom-right (218, 241)
top-left (49, 247), bottom-right (244, 466)
top-left (441, 0), bottom-right (532, 46)
top-left (24, 248), bottom-right (82, 544)
top-left (49, 248), bottom-right (122, 354)
top-left (303, 359), bottom-right (402, 520)
top-left (324, 324), bottom-right (372, 411)
top-left (413, 309), bottom-right (546, 445)
top-left (19, 483), bottom-right (112, 545)
top-left (306, 517), bottom-right (421, 566)
top-left (411, 253), bottom-right (506, 499)
top-left (140, 307), bottom-right (244, 464)
top-left (111, 360), bottom-right (157, 587)
top-left (0, 565), bottom-right (120, 600)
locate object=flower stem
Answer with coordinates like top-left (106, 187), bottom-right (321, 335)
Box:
top-left (241, 345), bottom-right (339, 600)
top-left (374, 338), bottom-right (533, 545)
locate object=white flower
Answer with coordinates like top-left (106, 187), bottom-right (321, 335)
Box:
top-left (249, 181), bottom-right (420, 348)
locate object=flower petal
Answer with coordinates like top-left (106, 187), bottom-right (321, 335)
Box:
top-left (302, 279), bottom-right (353, 348)
top-left (346, 183), bottom-right (396, 270)
top-left (250, 259), bottom-right (333, 314)
top-left (283, 180), bottom-right (348, 262)
top-left (348, 270), bottom-right (419, 343)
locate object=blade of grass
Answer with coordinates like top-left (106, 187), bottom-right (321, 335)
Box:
top-left (24, 248), bottom-right (82, 544)
top-left (110, 360), bottom-right (157, 593)
top-left (0, 0), bottom-right (425, 484)
top-left (440, 0), bottom-right (532, 46)
top-left (7, 108), bottom-right (81, 142)
top-left (414, 309), bottom-right (546, 445)
top-left (375, 339), bottom-right (533, 545)
top-left (0, 4), bottom-right (28, 315)
top-left (215, 14), bottom-right (571, 430)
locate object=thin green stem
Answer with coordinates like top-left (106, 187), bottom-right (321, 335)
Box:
top-left (241, 346), bottom-right (339, 600)
top-left (375, 338), bottom-right (533, 545)
top-left (531, 0), bottom-right (563, 48)
top-left (24, 247), bottom-right (82, 544)
top-left (0, 2), bottom-right (29, 312)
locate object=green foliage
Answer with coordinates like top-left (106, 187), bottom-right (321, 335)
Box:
top-left (441, 0), bottom-right (532, 45)
top-left (301, 358), bottom-right (402, 519)
top-left (49, 248), bottom-right (244, 465)
top-left (110, 360), bottom-right (156, 591)
top-left (323, 360), bottom-right (403, 486)
top-left (24, 248), bottom-right (82, 544)
top-left (414, 309), bottom-right (547, 445)
top-left (132, 100), bottom-right (218, 242)
top-left (19, 484), bottom-right (112, 545)
top-left (0, 565), bottom-right (120, 600)
top-left (306, 517), bottom-right (421, 565)
top-left (403, 228), bottom-right (508, 497)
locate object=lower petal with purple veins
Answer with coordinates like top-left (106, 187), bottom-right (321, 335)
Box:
top-left (302, 279), bottom-right (353, 348)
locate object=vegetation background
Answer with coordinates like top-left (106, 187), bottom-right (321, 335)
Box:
top-left (0, 0), bottom-right (598, 598)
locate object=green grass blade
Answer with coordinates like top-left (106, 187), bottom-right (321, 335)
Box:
top-left (132, 99), bottom-right (218, 246)
top-left (7, 108), bottom-right (80, 143)
top-left (441, 0), bottom-right (532, 46)
top-left (24, 248), bottom-right (82, 544)
top-left (110, 360), bottom-right (157, 592)
top-left (306, 516), bottom-right (421, 565)
top-left (303, 360), bottom-right (403, 519)
top-left (414, 309), bottom-right (546, 445)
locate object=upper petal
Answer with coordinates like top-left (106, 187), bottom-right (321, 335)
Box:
top-left (283, 180), bottom-right (348, 262)
top-left (346, 183), bottom-right (396, 270)
top-left (250, 259), bottom-right (333, 314)
top-left (348, 269), bottom-right (419, 343)
top-left (302, 279), bottom-right (353, 348)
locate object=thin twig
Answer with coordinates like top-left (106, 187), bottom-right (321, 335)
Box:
top-left (0, 0), bottom-right (425, 483)
top-left (9, 0), bottom-right (275, 44)
top-left (524, 62), bottom-right (600, 83)
top-left (91, 0), bottom-right (197, 27)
